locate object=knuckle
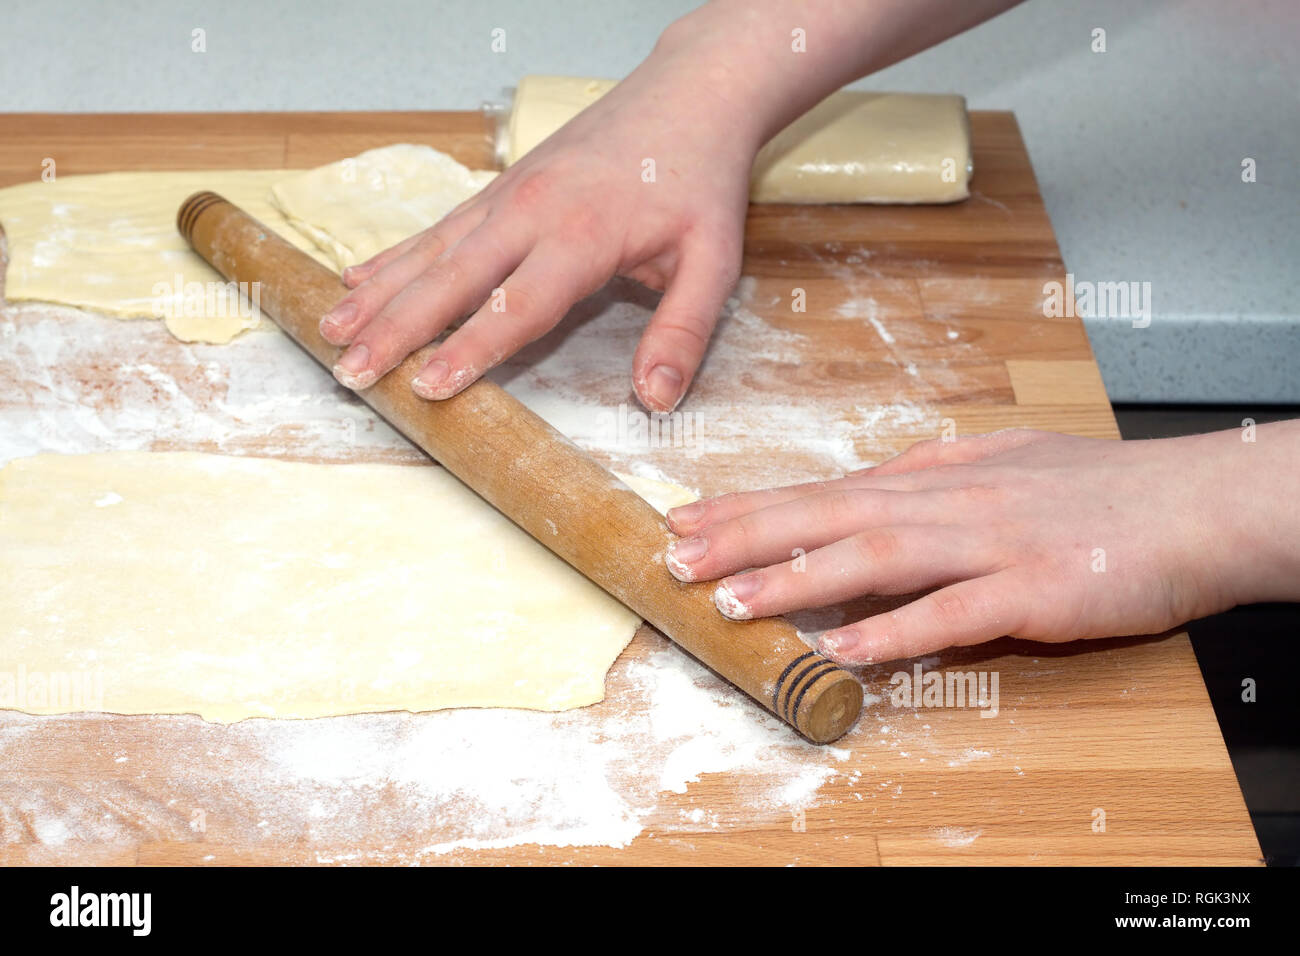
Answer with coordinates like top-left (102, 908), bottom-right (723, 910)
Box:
top-left (821, 490), bottom-right (866, 529)
top-left (413, 229), bottom-right (448, 259)
top-left (655, 313), bottom-right (714, 353)
top-left (929, 587), bottom-right (976, 627)
top-left (706, 492), bottom-right (745, 520)
top-left (501, 282), bottom-right (542, 321)
top-left (507, 170), bottom-right (557, 213)
top-left (849, 527), bottom-right (902, 567)
top-left (429, 254), bottom-right (466, 289)
top-left (726, 513), bottom-right (760, 556)
top-left (346, 282), bottom-right (395, 317)
top-left (904, 437), bottom-right (943, 460)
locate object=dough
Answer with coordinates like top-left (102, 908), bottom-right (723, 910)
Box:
top-left (0, 145), bottom-right (496, 341)
top-left (750, 91), bottom-right (972, 204)
top-left (504, 76), bottom-right (620, 166)
top-left (0, 169), bottom-right (326, 343)
top-left (0, 451), bottom-right (692, 721)
top-left (504, 75), bottom-right (972, 204)
top-left (270, 144), bottom-right (497, 270)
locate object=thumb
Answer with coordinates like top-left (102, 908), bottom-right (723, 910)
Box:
top-left (631, 241), bottom-right (738, 412)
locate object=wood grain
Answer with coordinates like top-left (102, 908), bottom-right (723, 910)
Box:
top-left (0, 110), bottom-right (1261, 865)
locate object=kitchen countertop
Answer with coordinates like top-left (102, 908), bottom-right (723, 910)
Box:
top-left (0, 109), bottom-right (1261, 865)
top-left (3, 0), bottom-right (1296, 402)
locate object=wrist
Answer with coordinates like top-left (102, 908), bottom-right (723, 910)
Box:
top-left (647, 2), bottom-right (865, 151)
top-left (1205, 422), bottom-right (1300, 606)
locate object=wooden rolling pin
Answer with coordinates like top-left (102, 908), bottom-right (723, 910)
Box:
top-left (177, 191), bottom-right (863, 744)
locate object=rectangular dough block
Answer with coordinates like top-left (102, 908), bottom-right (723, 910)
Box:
top-left (503, 75), bottom-right (972, 204)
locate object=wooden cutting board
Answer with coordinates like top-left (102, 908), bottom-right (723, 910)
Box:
top-left (0, 111), bottom-right (1261, 865)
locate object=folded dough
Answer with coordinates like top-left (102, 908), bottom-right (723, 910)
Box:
top-left (269, 144), bottom-right (498, 270)
top-left (0, 169), bottom-right (324, 342)
top-left (0, 145), bottom-right (496, 342)
top-left (503, 74), bottom-right (972, 203)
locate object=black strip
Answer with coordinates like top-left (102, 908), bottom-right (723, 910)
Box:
top-left (177, 191), bottom-right (223, 240)
top-left (771, 651), bottom-right (815, 711)
top-left (783, 659), bottom-right (835, 721)
top-left (176, 192), bottom-right (203, 236)
top-left (789, 662), bottom-right (839, 726)
top-left (182, 192), bottom-right (222, 238)
top-left (5, 865), bottom-right (1288, 936)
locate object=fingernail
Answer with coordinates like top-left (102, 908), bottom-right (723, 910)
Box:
top-left (725, 573), bottom-right (762, 601)
top-left (665, 537), bottom-right (707, 580)
top-left (320, 301), bottom-right (357, 336)
top-left (821, 628), bottom-right (861, 660)
top-left (667, 502), bottom-right (704, 527)
top-left (645, 365), bottom-right (683, 411)
top-left (341, 265), bottom-right (366, 285)
top-left (713, 580), bottom-right (753, 620)
top-left (411, 359), bottom-right (450, 399)
top-left (332, 344), bottom-right (375, 390)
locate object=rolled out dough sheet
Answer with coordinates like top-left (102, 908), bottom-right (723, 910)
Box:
top-left (0, 145), bottom-right (495, 342)
top-left (505, 75), bottom-right (972, 203)
top-left (0, 451), bottom-right (692, 722)
top-left (0, 169), bottom-right (325, 343)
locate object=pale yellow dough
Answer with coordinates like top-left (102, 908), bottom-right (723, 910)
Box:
top-left (0, 451), bottom-right (693, 721)
top-left (505, 75), bottom-right (972, 203)
top-left (270, 144), bottom-right (497, 270)
top-left (0, 169), bottom-right (326, 343)
top-left (0, 145), bottom-right (496, 342)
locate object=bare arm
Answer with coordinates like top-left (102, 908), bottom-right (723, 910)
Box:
top-left (324, 0), bottom-right (1025, 411)
top-left (665, 421), bottom-right (1300, 663)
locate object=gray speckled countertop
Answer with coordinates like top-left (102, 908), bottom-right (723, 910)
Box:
top-left (3, 0), bottom-right (1296, 402)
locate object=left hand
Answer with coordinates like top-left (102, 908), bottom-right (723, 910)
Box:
top-left (663, 428), bottom-right (1262, 664)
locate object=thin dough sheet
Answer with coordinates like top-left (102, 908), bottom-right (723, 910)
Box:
top-left (0, 451), bottom-right (679, 722)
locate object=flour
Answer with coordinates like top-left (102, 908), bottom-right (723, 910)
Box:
top-left (0, 262), bottom-right (961, 859)
top-left (0, 645), bottom-right (855, 859)
top-left (932, 825), bottom-right (982, 848)
top-left (946, 748), bottom-right (992, 767)
top-left (0, 308), bottom-right (413, 467)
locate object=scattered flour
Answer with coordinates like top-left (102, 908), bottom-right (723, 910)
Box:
top-left (0, 257), bottom-right (1005, 859)
top-left (932, 825), bottom-right (982, 848)
top-left (0, 647), bottom-right (853, 858)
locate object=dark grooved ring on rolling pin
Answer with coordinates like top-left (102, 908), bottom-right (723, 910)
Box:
top-left (176, 191), bottom-right (865, 744)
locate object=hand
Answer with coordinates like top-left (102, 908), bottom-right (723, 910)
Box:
top-left (664, 427), bottom-right (1299, 664)
top-left (319, 37), bottom-right (759, 412)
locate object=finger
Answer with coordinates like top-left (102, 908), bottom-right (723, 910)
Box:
top-left (867, 429), bottom-right (1042, 478)
top-left (322, 208), bottom-right (487, 343)
top-left (410, 244), bottom-right (603, 400)
top-left (710, 525), bottom-right (992, 621)
top-left (340, 232), bottom-right (424, 288)
top-left (631, 237), bottom-right (739, 413)
top-left (817, 571), bottom-right (1026, 664)
top-left (665, 488), bottom-right (942, 583)
top-left (666, 471), bottom-right (922, 537)
top-left (339, 197), bottom-right (485, 288)
top-left (332, 223), bottom-right (531, 390)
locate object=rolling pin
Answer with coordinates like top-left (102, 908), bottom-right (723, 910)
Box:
top-left (177, 191), bottom-right (863, 744)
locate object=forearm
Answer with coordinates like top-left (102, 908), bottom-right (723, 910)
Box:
top-left (1211, 420), bottom-right (1300, 605)
top-left (645, 0), bottom-right (1024, 148)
